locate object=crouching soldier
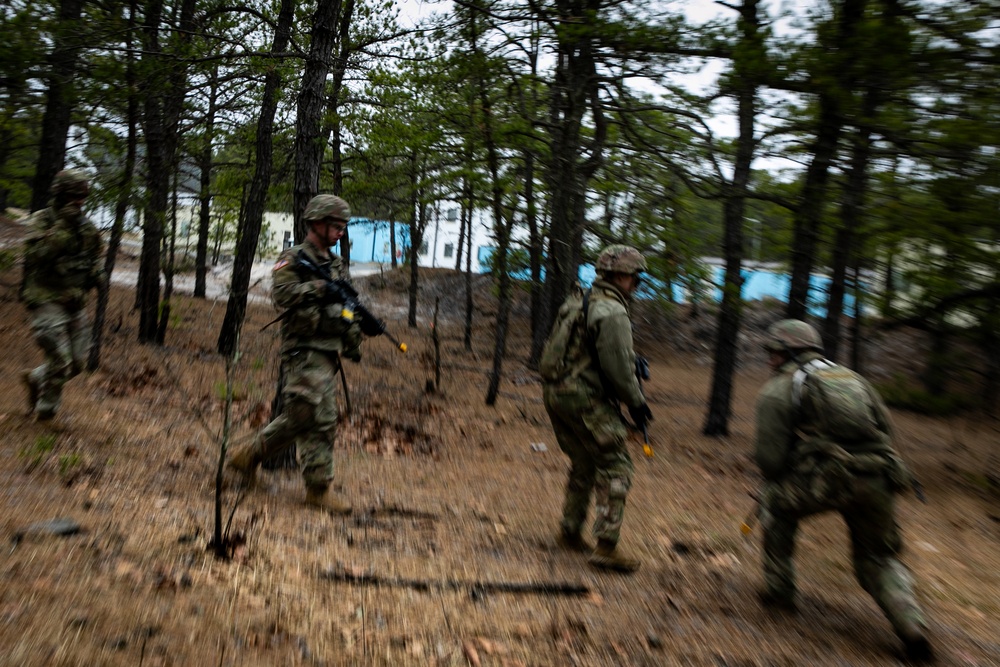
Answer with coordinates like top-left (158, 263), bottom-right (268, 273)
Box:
top-left (228, 195), bottom-right (363, 515)
top-left (755, 319), bottom-right (932, 662)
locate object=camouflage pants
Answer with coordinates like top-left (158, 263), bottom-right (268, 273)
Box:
top-left (761, 459), bottom-right (926, 640)
top-left (28, 302), bottom-right (91, 417)
top-left (256, 349), bottom-right (340, 491)
top-left (543, 382), bottom-right (634, 544)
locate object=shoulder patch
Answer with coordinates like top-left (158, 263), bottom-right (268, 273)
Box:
top-left (273, 258), bottom-right (290, 271)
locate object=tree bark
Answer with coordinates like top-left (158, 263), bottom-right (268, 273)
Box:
top-left (137, 0), bottom-right (196, 344)
top-left (293, 0), bottom-right (342, 240)
top-left (89, 0), bottom-right (139, 370)
top-left (218, 0), bottom-right (297, 358)
top-left (785, 0), bottom-right (865, 320)
top-left (822, 115), bottom-right (873, 362)
top-left (407, 153), bottom-right (425, 328)
top-left (323, 0), bottom-right (355, 275)
top-left (703, 0), bottom-right (760, 437)
top-left (30, 0), bottom-right (85, 212)
top-left (538, 0), bottom-right (607, 345)
top-left (194, 65), bottom-right (221, 299)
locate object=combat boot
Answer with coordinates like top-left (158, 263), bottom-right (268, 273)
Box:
top-left (758, 589), bottom-right (798, 612)
top-left (227, 442), bottom-right (261, 486)
top-left (897, 620), bottom-right (933, 663)
top-left (588, 539), bottom-right (640, 573)
top-left (21, 370), bottom-right (38, 414)
top-left (304, 488), bottom-right (352, 515)
top-left (556, 528), bottom-right (592, 553)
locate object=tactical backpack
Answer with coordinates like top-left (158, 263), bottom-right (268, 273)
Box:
top-left (792, 358), bottom-right (882, 443)
top-left (539, 285), bottom-right (591, 383)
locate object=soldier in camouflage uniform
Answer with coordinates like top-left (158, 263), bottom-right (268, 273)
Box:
top-left (541, 245), bottom-right (653, 574)
top-left (228, 195), bottom-right (363, 515)
top-left (755, 319), bottom-right (932, 661)
top-left (20, 170), bottom-right (106, 421)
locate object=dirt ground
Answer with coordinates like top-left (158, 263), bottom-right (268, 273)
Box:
top-left (1, 250), bottom-right (999, 667)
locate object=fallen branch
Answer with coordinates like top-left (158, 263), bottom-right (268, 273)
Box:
top-left (320, 566), bottom-right (590, 597)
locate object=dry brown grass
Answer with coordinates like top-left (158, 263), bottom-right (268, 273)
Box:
top-left (0, 262), bottom-right (998, 667)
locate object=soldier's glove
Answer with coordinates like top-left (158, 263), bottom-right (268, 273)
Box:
top-left (628, 403), bottom-right (653, 429)
top-left (342, 347), bottom-right (362, 363)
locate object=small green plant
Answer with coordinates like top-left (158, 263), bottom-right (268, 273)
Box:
top-left (251, 357), bottom-right (265, 371)
top-left (58, 452), bottom-right (82, 477)
top-left (19, 434), bottom-right (57, 469)
top-left (214, 379), bottom-right (248, 401)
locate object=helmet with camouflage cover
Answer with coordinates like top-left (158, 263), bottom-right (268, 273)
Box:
top-left (764, 319), bottom-right (823, 353)
top-left (303, 194), bottom-right (351, 225)
top-left (50, 169), bottom-right (90, 198)
top-left (595, 244), bottom-right (647, 276)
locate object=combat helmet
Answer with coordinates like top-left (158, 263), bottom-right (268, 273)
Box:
top-left (50, 169), bottom-right (90, 198)
top-left (303, 194), bottom-right (351, 225)
top-left (764, 319), bottom-right (823, 353)
top-left (595, 244), bottom-right (647, 276)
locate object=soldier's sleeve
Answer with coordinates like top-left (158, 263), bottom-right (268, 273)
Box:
top-left (754, 379), bottom-right (796, 481)
top-left (270, 251), bottom-right (326, 311)
top-left (591, 305), bottom-right (645, 407)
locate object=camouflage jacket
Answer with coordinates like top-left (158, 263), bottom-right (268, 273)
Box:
top-left (568, 279), bottom-right (645, 408)
top-left (21, 207), bottom-right (105, 309)
top-left (271, 239), bottom-right (361, 356)
top-left (754, 351), bottom-right (896, 481)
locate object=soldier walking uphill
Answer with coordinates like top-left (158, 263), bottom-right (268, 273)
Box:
top-left (539, 245), bottom-right (653, 574)
top-left (228, 195), bottom-right (363, 515)
top-left (20, 170), bottom-right (106, 421)
top-left (755, 319), bottom-right (932, 662)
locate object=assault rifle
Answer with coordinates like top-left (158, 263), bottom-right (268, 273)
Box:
top-left (265, 252), bottom-right (406, 353)
top-left (635, 356), bottom-right (653, 458)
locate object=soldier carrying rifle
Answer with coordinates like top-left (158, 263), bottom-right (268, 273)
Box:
top-left (228, 195), bottom-right (365, 515)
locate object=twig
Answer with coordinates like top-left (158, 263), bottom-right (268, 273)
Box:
top-left (320, 567), bottom-right (590, 597)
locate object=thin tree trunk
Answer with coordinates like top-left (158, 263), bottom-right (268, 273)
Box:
top-left (703, 0), bottom-right (760, 437)
top-left (465, 0), bottom-right (514, 406)
top-left (293, 0), bottom-right (342, 240)
top-left (218, 0), bottom-right (297, 358)
top-left (455, 197), bottom-right (467, 272)
top-left (539, 0), bottom-right (606, 341)
top-left (323, 0), bottom-right (355, 275)
top-left (390, 219), bottom-right (398, 268)
top-left (407, 152), bottom-right (425, 328)
top-left (137, 0), bottom-right (196, 344)
top-left (786, 0), bottom-right (865, 320)
top-left (156, 174), bottom-right (179, 344)
top-left (89, 0), bottom-right (138, 370)
top-left (195, 65), bottom-right (221, 299)
top-left (30, 0), bottom-right (85, 212)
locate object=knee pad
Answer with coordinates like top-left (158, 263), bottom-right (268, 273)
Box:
top-left (608, 475), bottom-right (631, 500)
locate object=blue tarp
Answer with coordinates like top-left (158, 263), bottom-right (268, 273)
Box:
top-left (478, 246), bottom-right (856, 316)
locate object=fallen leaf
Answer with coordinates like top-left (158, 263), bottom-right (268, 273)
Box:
top-left (475, 637), bottom-right (504, 655)
top-left (462, 640), bottom-right (481, 667)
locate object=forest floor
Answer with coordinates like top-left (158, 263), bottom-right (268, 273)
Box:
top-left (1, 224), bottom-right (999, 666)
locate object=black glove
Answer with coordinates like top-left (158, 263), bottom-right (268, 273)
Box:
top-left (628, 403), bottom-right (653, 429)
